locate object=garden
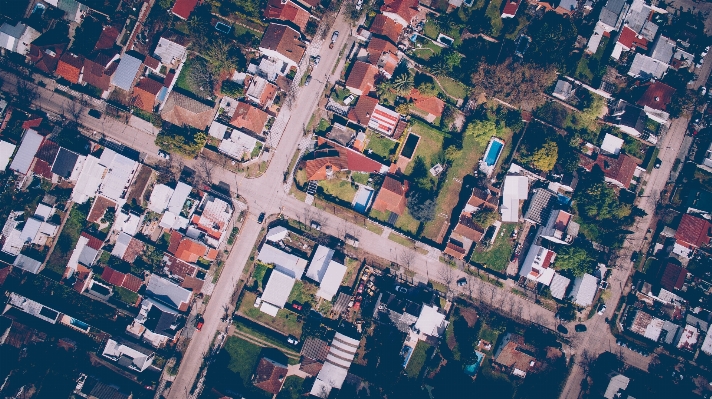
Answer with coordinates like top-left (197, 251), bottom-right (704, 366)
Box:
top-left (238, 291), bottom-right (304, 338)
top-left (469, 224), bottom-right (516, 272)
top-left (202, 335), bottom-right (272, 399)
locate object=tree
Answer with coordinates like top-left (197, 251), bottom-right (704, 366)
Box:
top-left (187, 61), bottom-right (215, 98)
top-left (376, 80), bottom-right (396, 105)
top-left (465, 119), bottom-right (498, 147)
top-left (205, 38), bottom-right (246, 75)
top-left (221, 80), bottom-right (244, 98)
top-left (417, 82), bottom-right (438, 97)
top-left (444, 145), bottom-right (461, 164)
top-left (574, 167), bottom-right (629, 222)
top-left (16, 79), bottom-right (39, 108)
top-left (668, 88), bottom-right (697, 118)
top-left (396, 102), bottom-right (411, 115)
top-left (392, 71), bottom-right (414, 96)
top-left (525, 141), bottom-right (558, 172)
top-left (471, 58), bottom-right (556, 109)
top-left (158, 0), bottom-right (173, 9)
top-left (555, 244), bottom-right (595, 277)
top-left (471, 208), bottom-right (497, 228)
top-left (527, 12), bottom-right (577, 67)
top-left (572, 93), bottom-right (604, 131)
top-left (406, 190), bottom-right (436, 223)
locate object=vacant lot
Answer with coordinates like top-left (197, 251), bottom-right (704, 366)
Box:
top-left (470, 224), bottom-right (515, 272)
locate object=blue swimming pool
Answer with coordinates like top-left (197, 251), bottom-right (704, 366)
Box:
top-left (352, 186), bottom-right (373, 213)
top-left (401, 346), bottom-right (413, 368)
top-left (69, 318), bottom-right (90, 331)
top-left (464, 351), bottom-right (485, 376)
top-left (484, 140), bottom-right (504, 166)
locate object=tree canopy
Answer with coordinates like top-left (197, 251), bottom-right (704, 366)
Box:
top-left (525, 141), bottom-right (558, 172)
top-left (527, 12), bottom-right (577, 67)
top-left (465, 119), bottom-right (498, 147)
top-left (555, 244), bottom-right (595, 277)
top-left (470, 58), bottom-right (557, 108)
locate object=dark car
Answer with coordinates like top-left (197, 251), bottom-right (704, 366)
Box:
top-left (257, 212), bottom-right (266, 224)
top-left (575, 324), bottom-right (587, 332)
top-left (630, 251), bottom-right (640, 262)
top-left (88, 109), bottom-right (102, 119)
top-left (654, 158), bottom-right (662, 169)
top-left (457, 277), bottom-right (467, 287)
top-left (557, 324), bottom-right (569, 334)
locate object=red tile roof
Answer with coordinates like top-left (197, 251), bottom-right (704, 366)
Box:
top-left (36, 140), bottom-right (59, 163)
top-left (345, 61), bottom-right (379, 95)
top-left (658, 262), bottom-right (687, 291)
top-left (121, 273), bottom-right (144, 293)
top-left (81, 232), bottom-right (104, 250)
top-left (230, 102), bottom-right (269, 135)
top-left (502, 0), bottom-right (522, 16)
top-left (259, 23), bottom-right (306, 65)
top-left (580, 153), bottom-right (639, 189)
top-left (675, 213), bottom-right (712, 249)
top-left (102, 266), bottom-right (126, 286)
top-left (22, 117), bottom-right (43, 130)
top-left (83, 50), bottom-right (119, 91)
top-left (264, 0), bottom-right (311, 32)
top-left (88, 196), bottom-right (117, 224)
top-left (175, 238), bottom-right (208, 263)
top-left (366, 37), bottom-right (397, 65)
top-left (144, 56), bottom-right (160, 70)
top-left (165, 254), bottom-right (197, 278)
top-left (369, 14), bottom-right (403, 43)
top-left (453, 215), bottom-right (485, 242)
top-left (172, 0), bottom-right (199, 19)
top-left (636, 81), bottom-right (675, 111)
top-left (122, 237), bottom-right (145, 263)
top-left (618, 26), bottom-right (648, 50)
top-left (380, 0), bottom-right (419, 26)
top-left (168, 231), bottom-right (183, 255)
top-left (348, 95), bottom-right (378, 126)
top-left (372, 174), bottom-right (409, 215)
top-left (181, 275), bottom-right (204, 292)
top-left (132, 77), bottom-right (163, 112)
top-left (303, 139), bottom-right (385, 180)
top-left (253, 357), bottom-right (288, 395)
top-left (93, 26), bottom-right (120, 51)
top-left (33, 159), bottom-right (52, 179)
top-left (444, 242), bottom-right (466, 260)
top-left (56, 52), bottom-right (84, 84)
top-left (409, 88), bottom-right (445, 118)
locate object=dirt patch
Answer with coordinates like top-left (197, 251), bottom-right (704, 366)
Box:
top-left (459, 307), bottom-right (479, 327)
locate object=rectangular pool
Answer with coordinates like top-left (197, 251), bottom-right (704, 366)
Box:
top-left (352, 186), bottom-right (374, 213)
top-left (484, 139), bottom-right (504, 166)
top-left (400, 134), bottom-right (420, 159)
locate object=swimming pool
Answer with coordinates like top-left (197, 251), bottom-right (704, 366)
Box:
top-left (484, 139), bottom-right (504, 166)
top-left (401, 134), bottom-right (420, 159)
top-left (401, 346), bottom-right (413, 368)
top-left (352, 186), bottom-right (374, 213)
top-left (464, 351), bottom-right (485, 377)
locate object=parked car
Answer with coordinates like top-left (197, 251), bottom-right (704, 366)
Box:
top-left (654, 158), bottom-right (662, 169)
top-left (310, 221), bottom-right (321, 230)
top-left (556, 324), bottom-right (569, 334)
top-left (598, 304), bottom-right (607, 315)
top-left (158, 150), bottom-right (170, 160)
top-left (574, 324), bottom-right (587, 332)
top-left (630, 251), bottom-right (639, 263)
top-left (312, 55), bottom-right (320, 65)
top-left (345, 234), bottom-right (359, 248)
top-left (304, 75), bottom-right (312, 86)
top-left (291, 302), bottom-right (303, 311)
top-left (457, 277), bottom-right (467, 287)
top-left (395, 286), bottom-right (407, 294)
top-left (287, 335), bottom-right (299, 345)
top-left (344, 94), bottom-right (356, 105)
top-left (329, 31), bottom-right (339, 49)
top-left (195, 316), bottom-right (204, 331)
top-left (88, 109), bottom-right (102, 119)
top-left (701, 87), bottom-right (708, 96)
top-left (257, 212), bottom-right (266, 224)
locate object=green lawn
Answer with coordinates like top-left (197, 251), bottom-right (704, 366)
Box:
top-left (405, 341), bottom-right (430, 378)
top-left (395, 208), bottom-right (420, 235)
top-left (45, 206), bottom-right (89, 278)
top-left (413, 48), bottom-right (437, 61)
top-left (365, 133), bottom-right (399, 162)
top-left (369, 207), bottom-right (390, 223)
top-left (240, 291), bottom-right (304, 338)
top-left (286, 280), bottom-right (318, 305)
top-left (437, 76), bottom-right (468, 100)
top-left (352, 172), bottom-right (370, 185)
top-left (113, 286), bottom-right (138, 305)
top-left (276, 376), bottom-right (305, 399)
top-left (315, 118), bottom-right (330, 134)
top-left (485, 0), bottom-right (504, 36)
top-left (405, 121), bottom-right (445, 175)
top-left (223, 336), bottom-right (263, 385)
top-left (332, 88), bottom-right (351, 104)
top-left (174, 57), bottom-right (193, 93)
top-left (574, 36), bottom-right (609, 85)
top-left (470, 224), bottom-right (515, 272)
top-left (388, 232), bottom-right (415, 247)
top-left (424, 19), bottom-right (439, 39)
top-left (252, 263), bottom-right (269, 291)
top-left (319, 179), bottom-right (358, 203)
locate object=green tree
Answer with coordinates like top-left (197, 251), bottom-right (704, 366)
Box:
top-left (406, 190), bottom-right (436, 223)
top-left (574, 167), bottom-right (630, 221)
top-left (417, 82), bottom-right (438, 97)
top-left (444, 145), bottom-right (461, 163)
top-left (392, 71), bottom-right (414, 96)
top-left (205, 38), bottom-right (246, 74)
top-left (396, 102), bottom-right (411, 115)
top-left (376, 80), bottom-right (396, 105)
top-left (158, 0), bottom-right (173, 9)
top-left (525, 141), bottom-right (558, 172)
top-left (465, 119), bottom-right (498, 147)
top-left (555, 245), bottom-right (595, 277)
top-left (572, 93), bottom-right (604, 131)
top-left (527, 12), bottom-right (577, 67)
top-left (471, 208), bottom-right (497, 227)
top-left (221, 80), bottom-right (244, 98)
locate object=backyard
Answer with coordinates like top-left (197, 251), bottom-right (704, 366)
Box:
top-left (395, 208), bottom-right (421, 235)
top-left (239, 291), bottom-right (304, 338)
top-left (574, 36), bottom-right (611, 86)
top-left (365, 132), bottom-right (399, 163)
top-left (319, 179), bottom-right (358, 204)
top-left (404, 121), bottom-right (445, 175)
top-left (405, 341), bottom-right (430, 378)
top-left (469, 224), bottom-right (516, 272)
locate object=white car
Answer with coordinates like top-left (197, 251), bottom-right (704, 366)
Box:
top-left (344, 94), bottom-right (356, 105)
top-left (395, 286), bottom-right (407, 294)
top-left (158, 150), bottom-right (170, 160)
top-left (701, 87), bottom-right (708, 96)
top-left (598, 304), bottom-right (607, 315)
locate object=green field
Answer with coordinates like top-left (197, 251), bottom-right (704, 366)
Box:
top-left (223, 336), bottom-right (263, 385)
top-left (240, 291), bottom-right (304, 338)
top-left (404, 121), bottom-right (445, 175)
top-left (395, 208), bottom-right (421, 235)
top-left (365, 133), bottom-right (399, 162)
top-left (437, 76), bottom-right (469, 100)
top-left (319, 179), bottom-right (358, 203)
top-left (405, 341), bottom-right (430, 378)
top-left (470, 224), bottom-right (515, 272)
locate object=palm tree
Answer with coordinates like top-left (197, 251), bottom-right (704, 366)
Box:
top-left (376, 80), bottom-right (395, 104)
top-left (392, 72), bottom-right (414, 96)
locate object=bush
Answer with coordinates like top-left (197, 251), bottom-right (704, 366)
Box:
top-left (221, 80), bottom-right (244, 98)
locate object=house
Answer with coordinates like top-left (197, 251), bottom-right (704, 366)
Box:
top-left (345, 61), bottom-right (379, 96)
top-left (501, 0), bottom-right (522, 18)
top-left (101, 338), bottom-right (155, 372)
top-left (372, 174), bottom-right (409, 215)
top-left (257, 243), bottom-right (308, 279)
top-left (1, 204), bottom-right (59, 256)
top-left (365, 38), bottom-right (398, 74)
top-left (369, 14), bottom-right (403, 44)
top-left (48, 0), bottom-right (90, 22)
top-left (56, 52), bottom-right (84, 84)
top-left (28, 26), bottom-right (69, 74)
top-left (685, 188), bottom-right (712, 217)
top-left (230, 102), bottom-right (269, 135)
top-left (380, 0), bottom-right (420, 27)
top-left (0, 22), bottom-right (39, 55)
top-left (414, 304), bottom-right (448, 338)
top-left (306, 245), bottom-right (347, 301)
top-left (587, 0), bottom-right (629, 54)
top-left (552, 80), bottom-right (574, 101)
top-left (627, 309), bottom-right (663, 341)
top-left (369, 104), bottom-right (401, 136)
top-left (310, 332), bottom-right (359, 397)
top-left (264, 0), bottom-right (311, 33)
top-left (111, 54), bottom-right (143, 91)
top-left (111, 232), bottom-right (145, 263)
top-left (523, 188), bottom-right (557, 225)
top-left (608, 100), bottom-right (649, 139)
top-left (253, 357), bottom-right (288, 394)
top-left (245, 76), bottom-right (278, 108)
top-left (539, 210), bottom-right (579, 244)
top-left (635, 81), bottom-right (675, 123)
top-left (501, 175), bottom-right (529, 223)
top-left (569, 273), bottom-right (598, 306)
top-left (612, 26), bottom-right (649, 60)
top-left (549, 273), bottom-right (571, 300)
top-left (126, 299), bottom-right (185, 348)
top-left (554, 0), bottom-right (578, 14)
top-left (145, 274), bottom-right (193, 312)
top-left (604, 375), bottom-right (631, 399)
top-left (52, 147), bottom-right (84, 180)
top-left (218, 129), bottom-right (259, 160)
top-left (701, 142), bottom-right (712, 173)
top-left (171, 0), bottom-right (199, 19)
top-left (161, 91), bottom-right (215, 130)
top-left (655, 262), bottom-right (687, 292)
top-left (153, 32), bottom-right (189, 68)
top-left (348, 95), bottom-right (378, 127)
top-left (75, 375), bottom-right (132, 399)
top-left (493, 334), bottom-right (536, 378)
top-left (326, 123), bottom-right (356, 147)
top-left (101, 266), bottom-right (144, 293)
top-left (132, 77), bottom-right (163, 112)
top-left (628, 54), bottom-right (669, 79)
top-left (190, 194), bottom-right (233, 247)
top-left (259, 268), bottom-right (296, 316)
top-left (0, 140), bottom-right (15, 171)
top-left (408, 88), bottom-right (445, 123)
top-left (600, 133), bottom-right (624, 155)
top-left (672, 213), bottom-right (711, 258)
top-left (676, 325), bottom-right (699, 351)
top-left (579, 152), bottom-right (640, 189)
top-left (519, 245), bottom-right (557, 286)
top-left (266, 226), bottom-right (289, 242)
top-left (83, 50), bottom-right (119, 92)
top-left (299, 337), bottom-right (330, 376)
top-left (259, 24), bottom-right (306, 71)
top-left (9, 129), bottom-right (43, 176)
top-left (302, 138), bottom-right (387, 180)
top-left (702, 330), bottom-right (712, 355)
top-left (13, 254), bottom-right (43, 274)
top-left (171, 237), bottom-right (211, 263)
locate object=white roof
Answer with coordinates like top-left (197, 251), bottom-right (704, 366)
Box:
top-left (312, 332), bottom-right (359, 396)
top-left (676, 324), bottom-right (699, 350)
top-left (111, 54), bottom-right (142, 91)
top-left (13, 254), bottom-right (42, 274)
top-left (316, 261), bottom-right (347, 301)
top-left (102, 339), bottom-right (154, 372)
top-left (306, 245), bottom-right (335, 282)
top-left (266, 226), bottom-right (289, 242)
top-left (259, 301), bottom-right (281, 316)
top-left (115, 211), bottom-right (141, 235)
top-left (19, 217), bottom-right (42, 244)
top-left (501, 175), bottom-right (528, 223)
top-left (98, 149), bottom-right (138, 202)
top-left (208, 121), bottom-right (229, 139)
top-left (198, 195), bottom-right (232, 230)
top-left (154, 36), bottom-right (187, 65)
top-left (34, 203), bottom-right (53, 221)
top-left (414, 304), bottom-right (448, 338)
top-left (0, 140), bottom-right (16, 170)
top-left (8, 292), bottom-right (59, 323)
top-left (600, 133), bottom-right (624, 155)
top-left (644, 317), bottom-right (664, 341)
top-left (549, 273), bottom-right (570, 300)
top-left (570, 273), bottom-right (599, 306)
top-left (66, 235), bottom-right (88, 277)
top-left (701, 330), bottom-right (712, 355)
top-left (10, 129), bottom-right (42, 174)
top-left (167, 182), bottom-right (191, 215)
top-left (148, 184), bottom-right (174, 213)
top-left (218, 131), bottom-right (258, 160)
top-left (112, 232), bottom-right (133, 259)
top-left (603, 375), bottom-right (630, 399)
top-left (71, 155), bottom-right (105, 203)
top-left (519, 245), bottom-right (556, 286)
top-left (628, 53), bottom-right (668, 79)
top-left (261, 268), bottom-right (295, 310)
top-left (159, 212), bottom-right (189, 230)
top-left (257, 243), bottom-right (307, 279)
top-left (368, 104), bottom-right (400, 135)
top-left (146, 274), bottom-right (192, 311)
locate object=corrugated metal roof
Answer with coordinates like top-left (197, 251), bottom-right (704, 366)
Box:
top-left (0, 140), bottom-right (16, 170)
top-left (10, 129), bottom-right (42, 174)
top-left (261, 268), bottom-right (295, 309)
top-left (111, 54), bottom-right (142, 91)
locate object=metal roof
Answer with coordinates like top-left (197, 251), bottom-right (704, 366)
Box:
top-left (10, 129), bottom-right (42, 174)
top-left (13, 254), bottom-right (42, 274)
top-left (111, 54), bottom-right (142, 91)
top-left (0, 140), bottom-right (16, 170)
top-left (261, 268), bottom-right (295, 310)
top-left (570, 273), bottom-right (599, 306)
